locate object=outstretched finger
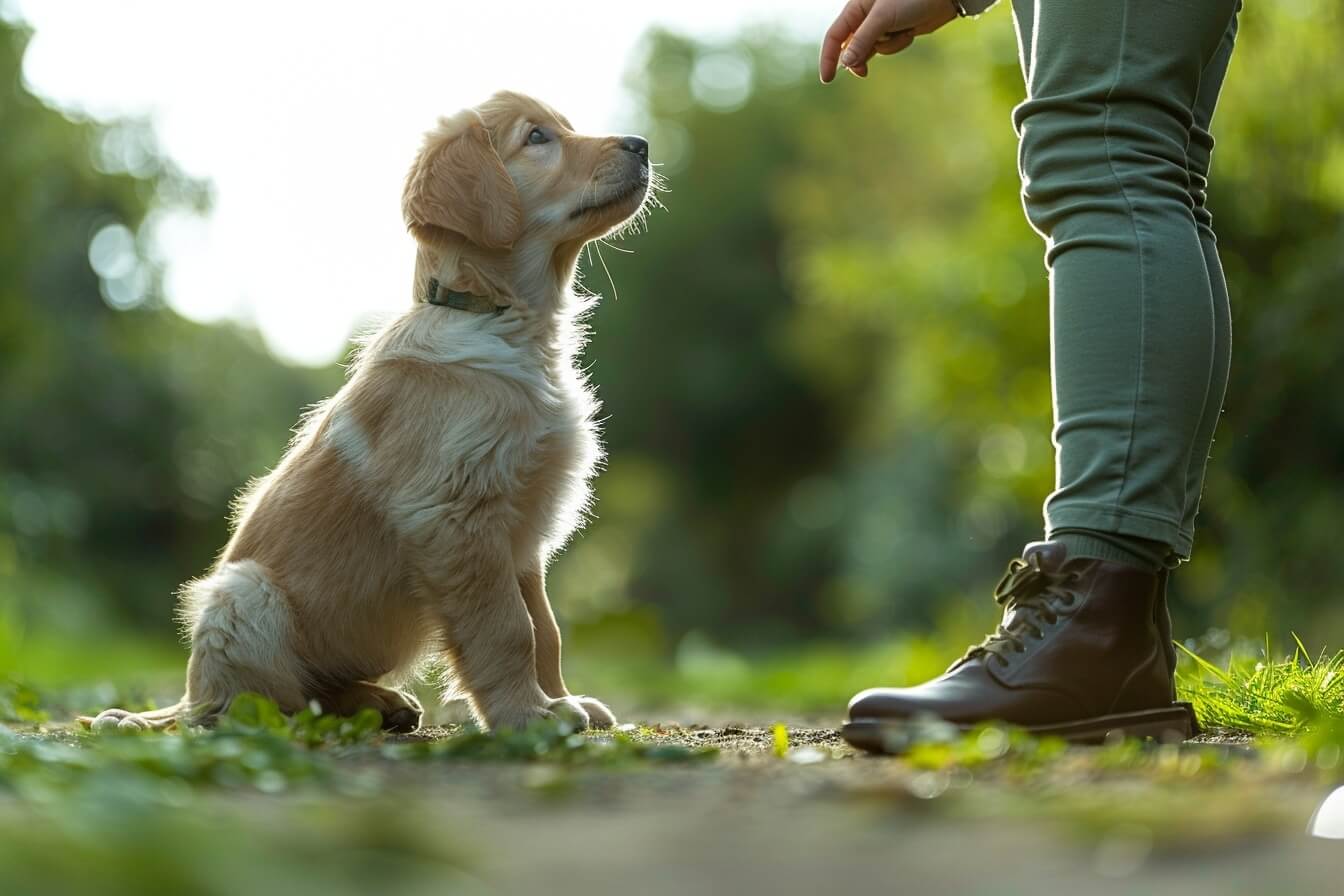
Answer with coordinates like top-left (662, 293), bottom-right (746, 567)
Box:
top-left (820, 0), bottom-right (868, 83)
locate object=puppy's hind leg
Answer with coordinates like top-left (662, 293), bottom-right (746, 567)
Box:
top-left (82, 560), bottom-right (307, 732)
top-left (313, 681), bottom-right (424, 733)
top-left (79, 705), bottom-right (181, 732)
top-left (178, 561), bottom-right (309, 722)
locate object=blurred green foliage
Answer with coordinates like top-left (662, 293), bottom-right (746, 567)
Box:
top-left (0, 678), bottom-right (44, 722)
top-left (1, 3), bottom-right (1342, 700)
top-left (0, 801), bottom-right (478, 896)
top-left (0, 19), bottom-right (339, 672)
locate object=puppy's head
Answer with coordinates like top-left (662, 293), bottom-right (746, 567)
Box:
top-left (403, 91), bottom-right (651, 253)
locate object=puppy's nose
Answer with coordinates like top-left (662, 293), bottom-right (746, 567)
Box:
top-left (618, 135), bottom-right (649, 165)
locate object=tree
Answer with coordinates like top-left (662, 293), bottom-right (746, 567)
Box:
top-left (0, 19), bottom-right (338, 643)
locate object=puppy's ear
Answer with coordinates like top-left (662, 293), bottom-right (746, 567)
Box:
top-left (403, 110), bottom-right (523, 250)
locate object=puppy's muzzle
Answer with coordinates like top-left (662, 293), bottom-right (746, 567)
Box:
top-left (617, 135), bottom-right (649, 167)
top-left (569, 136), bottom-right (651, 219)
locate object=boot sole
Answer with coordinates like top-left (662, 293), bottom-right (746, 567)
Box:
top-left (842, 702), bottom-right (1198, 755)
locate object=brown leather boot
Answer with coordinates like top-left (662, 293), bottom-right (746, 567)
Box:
top-left (843, 541), bottom-right (1197, 753)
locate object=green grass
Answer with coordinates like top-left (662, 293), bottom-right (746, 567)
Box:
top-left (1, 615), bottom-right (982, 720)
top-left (0, 679), bottom-right (45, 724)
top-left (11, 617), bottom-right (1344, 740)
top-left (0, 618), bottom-right (184, 689)
top-left (11, 636), bottom-right (1344, 791)
top-left (1, 694), bottom-right (714, 801)
top-left (1, 694), bottom-right (694, 894)
top-left (563, 620), bottom-right (986, 714)
top-left (1177, 635), bottom-right (1344, 739)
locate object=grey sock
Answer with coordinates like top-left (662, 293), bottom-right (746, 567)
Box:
top-left (1051, 528), bottom-right (1170, 572)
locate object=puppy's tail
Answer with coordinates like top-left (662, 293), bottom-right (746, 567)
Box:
top-left (80, 560), bottom-right (307, 732)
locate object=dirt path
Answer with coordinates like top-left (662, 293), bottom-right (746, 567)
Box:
top-left (397, 723), bottom-right (1335, 894)
top-left (5, 720), bottom-right (1339, 894)
top-left (364, 721), bottom-right (1333, 893)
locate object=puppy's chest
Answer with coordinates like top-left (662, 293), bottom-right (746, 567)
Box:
top-left (517, 371), bottom-right (598, 482)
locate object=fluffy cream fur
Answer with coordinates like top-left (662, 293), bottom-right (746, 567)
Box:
top-left (84, 91), bottom-right (655, 733)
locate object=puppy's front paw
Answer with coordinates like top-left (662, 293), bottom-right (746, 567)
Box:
top-left (484, 694), bottom-right (614, 732)
top-left (572, 695), bottom-right (616, 729)
top-left (544, 695), bottom-right (592, 730)
top-left (486, 695), bottom-right (585, 732)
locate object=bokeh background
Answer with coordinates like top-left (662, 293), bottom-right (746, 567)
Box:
top-left (2, 1), bottom-right (1342, 712)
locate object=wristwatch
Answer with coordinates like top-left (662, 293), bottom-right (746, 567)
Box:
top-left (953, 0), bottom-right (997, 15)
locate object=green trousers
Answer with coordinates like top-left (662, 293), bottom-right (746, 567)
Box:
top-left (1011, 0), bottom-right (1242, 561)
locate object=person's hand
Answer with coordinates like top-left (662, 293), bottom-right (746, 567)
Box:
top-left (819, 0), bottom-right (959, 83)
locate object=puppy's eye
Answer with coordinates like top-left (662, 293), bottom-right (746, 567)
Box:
top-left (526, 127), bottom-right (550, 146)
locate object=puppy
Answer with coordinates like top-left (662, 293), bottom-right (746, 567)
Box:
top-left (85, 91), bottom-right (654, 733)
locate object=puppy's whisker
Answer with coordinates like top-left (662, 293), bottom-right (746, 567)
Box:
top-left (593, 240), bottom-right (619, 303)
top-left (595, 237), bottom-right (633, 254)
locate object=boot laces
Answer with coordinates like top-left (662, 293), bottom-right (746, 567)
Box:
top-left (957, 554), bottom-right (1080, 668)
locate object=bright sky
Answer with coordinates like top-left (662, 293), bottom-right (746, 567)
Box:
top-left (8, 0), bottom-right (830, 365)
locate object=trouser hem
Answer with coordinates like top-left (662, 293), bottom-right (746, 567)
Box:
top-left (1045, 503), bottom-right (1193, 560)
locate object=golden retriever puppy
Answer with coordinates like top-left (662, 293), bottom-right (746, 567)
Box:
top-left (85, 91), bottom-right (654, 733)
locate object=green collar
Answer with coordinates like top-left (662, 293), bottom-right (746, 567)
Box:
top-left (424, 277), bottom-right (509, 315)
